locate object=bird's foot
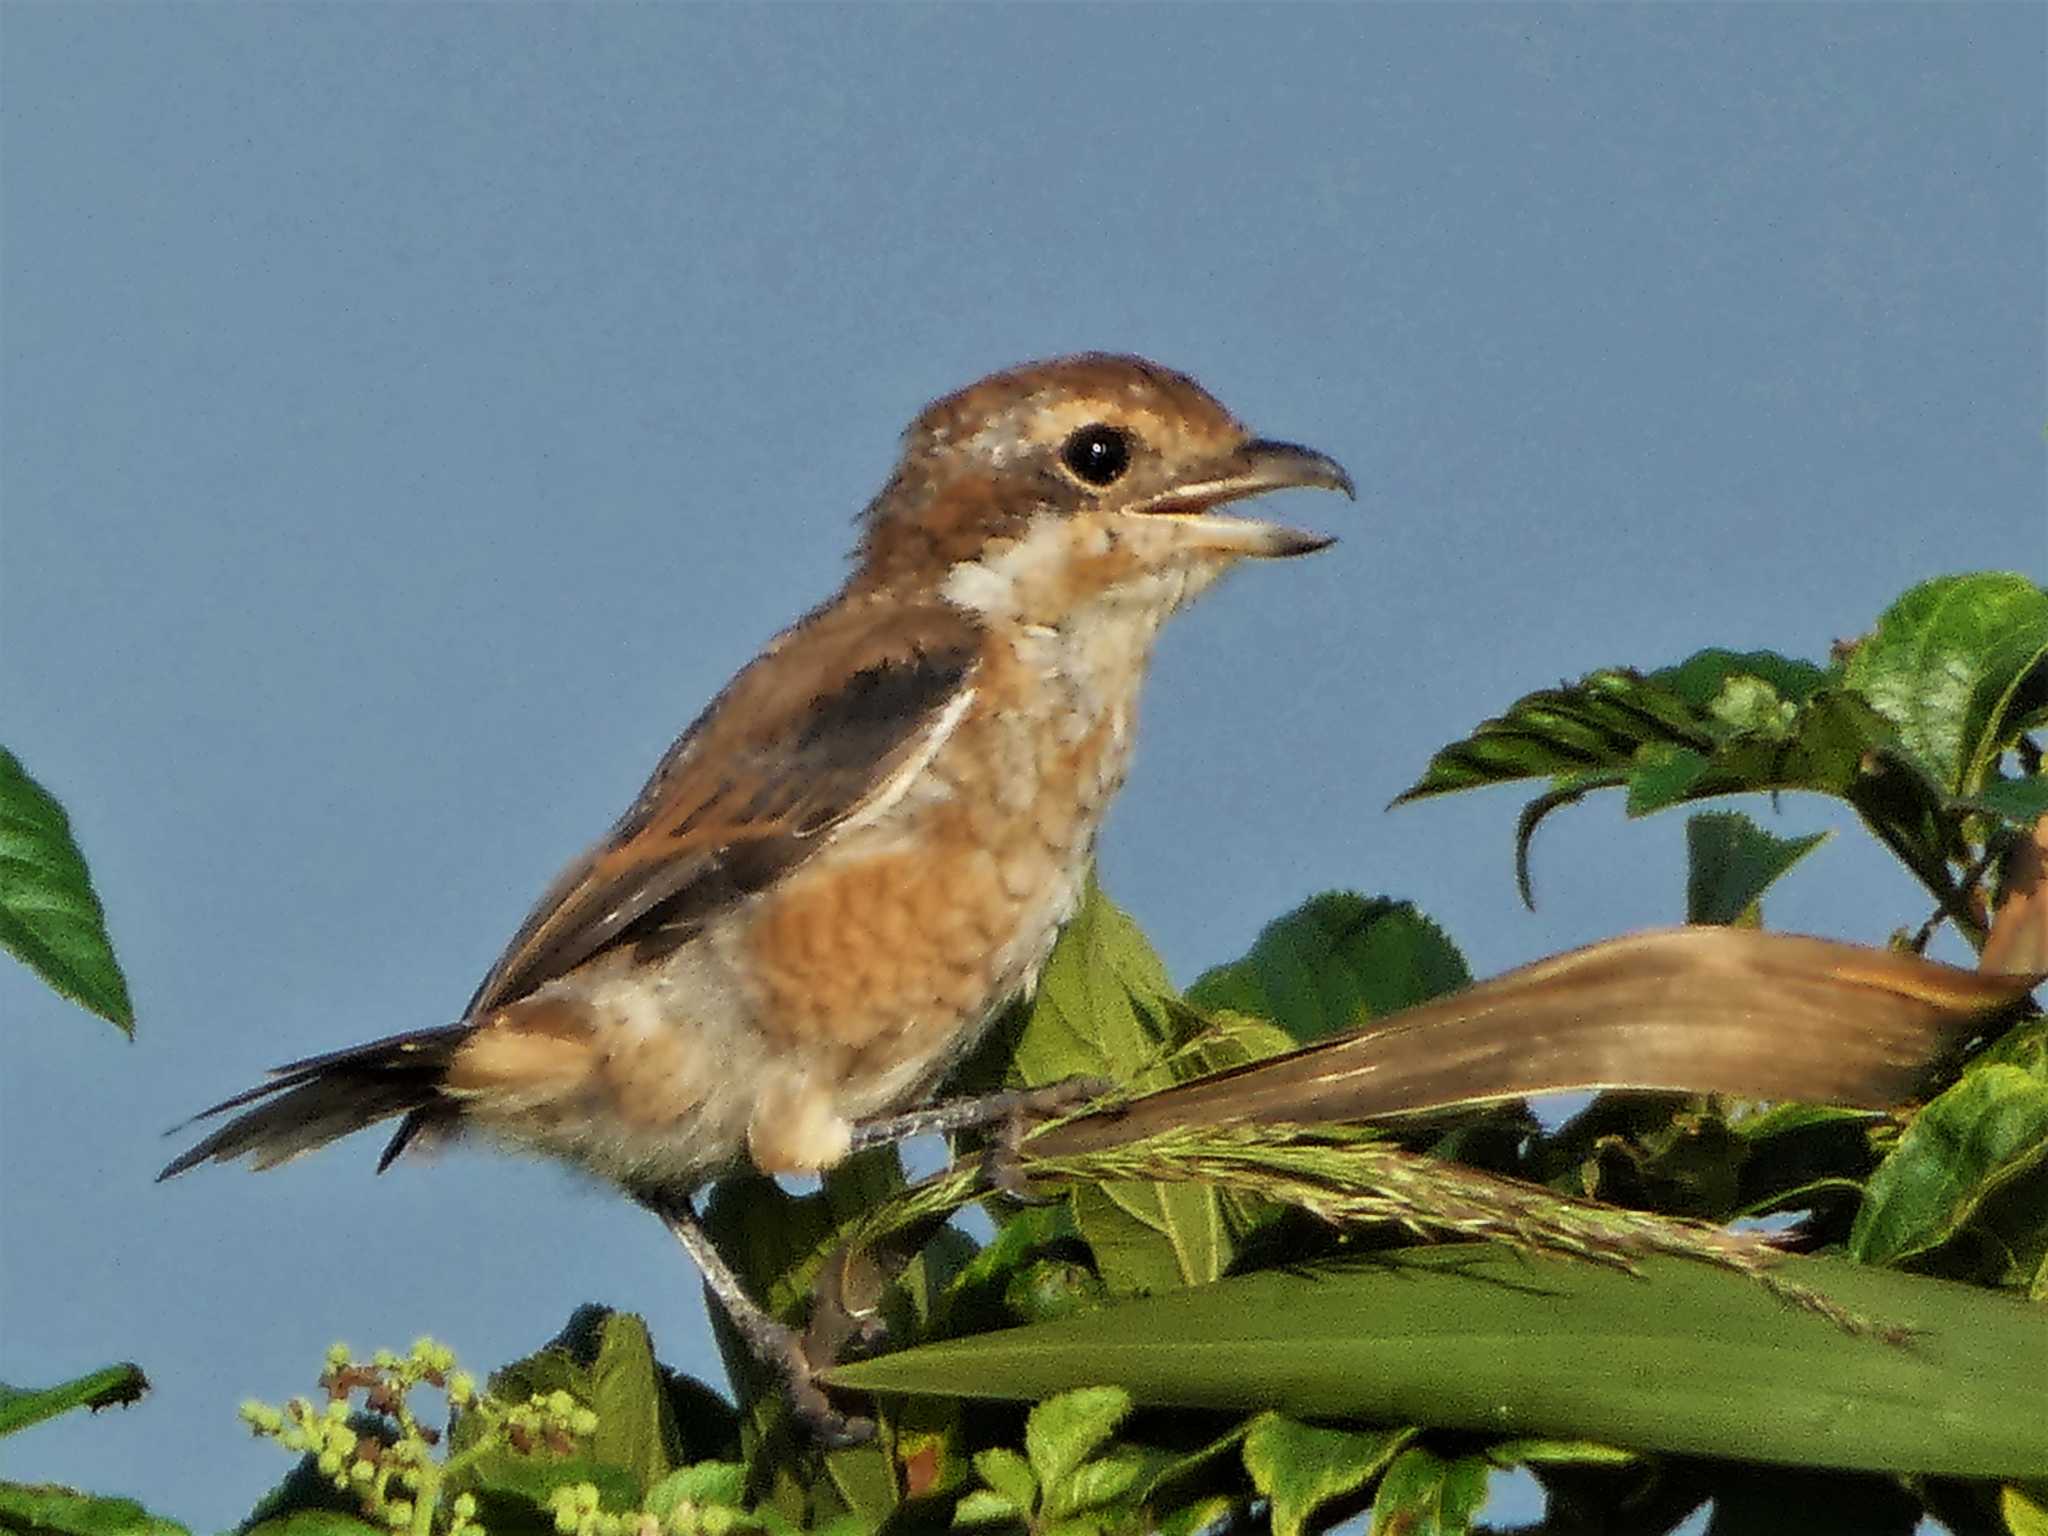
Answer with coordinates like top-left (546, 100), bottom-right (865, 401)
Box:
top-left (974, 1077), bottom-right (1116, 1203)
top-left (645, 1192), bottom-right (876, 1446)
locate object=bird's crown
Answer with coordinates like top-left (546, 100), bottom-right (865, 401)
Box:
top-left (853, 354), bottom-right (1351, 593)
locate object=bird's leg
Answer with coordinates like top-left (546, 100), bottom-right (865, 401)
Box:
top-left (636, 1190), bottom-right (875, 1447)
top-left (845, 1076), bottom-right (1113, 1149)
top-left (846, 1076), bottom-right (1116, 1199)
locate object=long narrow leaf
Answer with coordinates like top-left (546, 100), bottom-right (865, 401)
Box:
top-left (828, 1245), bottom-right (2048, 1478)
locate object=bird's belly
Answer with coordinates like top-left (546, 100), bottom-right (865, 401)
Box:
top-left (473, 658), bottom-right (1140, 1190)
top-left (734, 695), bottom-right (1132, 1124)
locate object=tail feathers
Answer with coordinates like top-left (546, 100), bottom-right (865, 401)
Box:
top-left (159, 1024), bottom-right (472, 1180)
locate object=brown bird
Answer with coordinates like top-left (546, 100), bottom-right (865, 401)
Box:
top-left (161, 353), bottom-right (1353, 1433)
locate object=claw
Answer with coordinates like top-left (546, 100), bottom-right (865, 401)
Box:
top-left (979, 1076), bottom-right (1115, 1202)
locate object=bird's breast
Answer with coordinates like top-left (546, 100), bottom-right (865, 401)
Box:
top-left (732, 619), bottom-right (1152, 1116)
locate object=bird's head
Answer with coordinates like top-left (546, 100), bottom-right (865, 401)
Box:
top-left (852, 354), bottom-right (1353, 626)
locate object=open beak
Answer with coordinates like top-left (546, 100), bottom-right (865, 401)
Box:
top-left (1129, 438), bottom-right (1355, 558)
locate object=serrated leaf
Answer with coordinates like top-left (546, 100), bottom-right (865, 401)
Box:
top-left (0, 1483), bottom-right (187, 1536)
top-left (644, 1462), bottom-right (747, 1517)
top-left (1850, 1064), bottom-right (2048, 1272)
top-left (1070, 1179), bottom-right (1227, 1295)
top-left (1003, 1257), bottom-right (1108, 1326)
top-left (1396, 670), bottom-right (1714, 803)
top-left (1967, 775), bottom-right (2048, 827)
top-left (1513, 771), bottom-right (1628, 907)
top-left (1652, 649), bottom-right (1830, 712)
top-left (829, 1245), bottom-right (2048, 1477)
top-left (1241, 1413), bottom-right (1413, 1536)
top-left (585, 1313), bottom-right (678, 1492)
top-left (0, 1365), bottom-right (148, 1439)
top-left (479, 1308), bottom-right (677, 1493)
top-left (952, 1487), bottom-right (1026, 1528)
top-left (1011, 876), bottom-right (1176, 1089)
top-left (460, 1452), bottom-right (640, 1516)
top-left (1684, 812), bottom-right (1829, 925)
top-left (1187, 894), bottom-right (1470, 1042)
top-left (0, 748), bottom-right (133, 1033)
top-left (970, 1448), bottom-right (1038, 1514)
top-left (1368, 1445), bottom-right (1490, 1536)
top-left (1023, 1387), bottom-right (1132, 1499)
top-left (1152, 1494), bottom-right (1238, 1536)
top-left (1045, 1448), bottom-right (1145, 1519)
top-left (1843, 573), bottom-right (2048, 793)
top-left (1624, 745), bottom-right (1716, 817)
top-left (1017, 880), bottom-right (1232, 1293)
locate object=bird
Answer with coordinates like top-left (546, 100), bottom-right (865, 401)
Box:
top-left (160, 353), bottom-right (1353, 1436)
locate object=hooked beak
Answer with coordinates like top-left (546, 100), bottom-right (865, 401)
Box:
top-left (1128, 438), bottom-right (1355, 558)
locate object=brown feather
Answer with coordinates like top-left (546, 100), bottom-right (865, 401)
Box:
top-left (466, 593), bottom-right (981, 1013)
top-left (1030, 927), bottom-right (2043, 1158)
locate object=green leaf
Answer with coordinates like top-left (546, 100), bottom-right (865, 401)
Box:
top-left (644, 1462), bottom-right (747, 1518)
top-left (480, 1309), bottom-right (677, 1493)
top-left (1017, 879), bottom-right (1231, 1294)
top-left (0, 748), bottom-right (133, 1033)
top-left (585, 1313), bottom-right (679, 1493)
top-left (1684, 812), bottom-right (1829, 925)
top-left (0, 1365), bottom-right (148, 1439)
top-left (1010, 875), bottom-right (1175, 1090)
top-left (829, 1245), bottom-right (2048, 1477)
top-left (1151, 1494), bottom-right (1238, 1536)
top-left (1621, 746), bottom-right (1715, 817)
top-left (1842, 573), bottom-right (2048, 793)
top-left (1849, 1063), bottom-right (2048, 1274)
top-left (1396, 670), bottom-right (1715, 803)
top-left (1002, 1257), bottom-right (1108, 1326)
top-left (1068, 1181), bottom-right (1228, 1297)
top-left (1186, 894), bottom-right (1470, 1042)
top-left (700, 1157), bottom-right (907, 1523)
top-left (2004, 1483), bottom-right (2048, 1536)
top-left (952, 1487), bottom-right (1026, 1528)
top-left (1962, 774), bottom-right (2048, 827)
top-left (1652, 649), bottom-right (1830, 712)
top-left (1241, 1413), bottom-right (1413, 1536)
top-left (0, 1483), bottom-right (187, 1536)
top-left (1023, 1387), bottom-right (1132, 1498)
top-left (1044, 1449), bottom-right (1145, 1519)
top-left (1513, 771), bottom-right (1628, 907)
top-left (241, 1516), bottom-right (385, 1536)
top-left (969, 1448), bottom-right (1039, 1515)
top-left (1368, 1445), bottom-right (1490, 1536)
top-left (1485, 1438), bottom-right (1639, 1467)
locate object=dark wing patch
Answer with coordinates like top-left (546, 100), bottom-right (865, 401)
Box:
top-left (465, 595), bottom-right (981, 1015)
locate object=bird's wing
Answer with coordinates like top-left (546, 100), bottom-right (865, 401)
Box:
top-left (466, 594), bottom-right (981, 1014)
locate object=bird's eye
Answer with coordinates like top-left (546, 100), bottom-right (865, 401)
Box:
top-left (1060, 424), bottom-right (1132, 487)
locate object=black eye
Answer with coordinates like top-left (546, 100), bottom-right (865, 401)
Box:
top-left (1060, 424), bottom-right (1132, 487)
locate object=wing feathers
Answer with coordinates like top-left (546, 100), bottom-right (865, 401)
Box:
top-left (466, 595), bottom-right (982, 1013)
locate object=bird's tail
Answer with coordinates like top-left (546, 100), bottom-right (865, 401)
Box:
top-left (158, 1024), bottom-right (473, 1180)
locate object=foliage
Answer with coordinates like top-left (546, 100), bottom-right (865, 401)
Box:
top-left (0, 746), bottom-right (132, 1033)
top-left (7, 570), bottom-right (2048, 1534)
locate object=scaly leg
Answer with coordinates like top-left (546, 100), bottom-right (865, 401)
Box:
top-left (636, 1190), bottom-right (875, 1447)
top-left (846, 1077), bottom-right (1114, 1199)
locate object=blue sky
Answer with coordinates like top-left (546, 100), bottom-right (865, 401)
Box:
top-left (3, 7), bottom-right (2042, 1529)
